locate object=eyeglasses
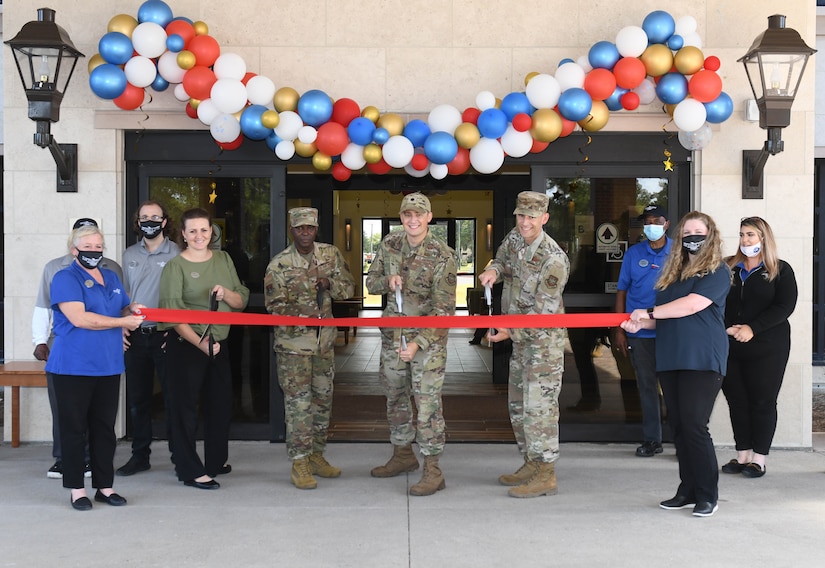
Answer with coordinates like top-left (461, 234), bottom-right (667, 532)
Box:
top-left (139, 215), bottom-right (164, 222)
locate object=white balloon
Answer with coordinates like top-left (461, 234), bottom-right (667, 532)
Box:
top-left (275, 140), bottom-right (296, 160)
top-left (469, 138), bottom-right (505, 174)
top-left (428, 104), bottom-right (463, 134)
top-left (555, 62), bottom-right (586, 91)
top-left (678, 122), bottom-right (713, 151)
top-left (196, 98), bottom-right (220, 126)
top-left (246, 75), bottom-right (276, 106)
top-left (500, 125), bottom-right (533, 158)
top-left (576, 55), bottom-right (593, 73)
top-left (615, 26), bottom-right (649, 58)
top-left (298, 125), bottom-right (317, 144)
top-left (525, 74), bottom-right (561, 109)
top-left (430, 163), bottom-right (449, 180)
top-left (632, 78), bottom-right (657, 105)
top-left (210, 113), bottom-right (241, 143)
top-left (673, 98), bottom-right (707, 132)
top-left (210, 79), bottom-right (248, 114)
top-left (124, 56), bottom-right (157, 88)
top-left (476, 90), bottom-right (497, 111)
top-left (682, 32), bottom-right (703, 49)
top-left (404, 162), bottom-right (430, 178)
top-left (675, 16), bottom-right (697, 37)
top-left (131, 22), bottom-right (167, 58)
top-left (173, 83), bottom-right (190, 102)
top-left (213, 53), bottom-right (247, 81)
top-left (274, 111), bottom-right (303, 141)
top-left (341, 143), bottom-right (367, 170)
top-left (382, 135), bottom-right (415, 168)
top-left (158, 51), bottom-right (186, 84)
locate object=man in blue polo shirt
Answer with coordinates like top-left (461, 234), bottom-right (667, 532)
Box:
top-left (613, 204), bottom-right (671, 457)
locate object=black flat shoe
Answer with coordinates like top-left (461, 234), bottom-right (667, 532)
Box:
top-left (71, 496), bottom-right (93, 511)
top-left (692, 501), bottom-right (719, 517)
top-left (635, 441), bottom-right (663, 457)
top-left (116, 457), bottom-right (151, 477)
top-left (94, 490), bottom-right (127, 506)
top-left (721, 459), bottom-right (747, 474)
top-left (659, 495), bottom-right (695, 510)
top-left (741, 462), bottom-right (766, 478)
top-left (218, 464), bottom-right (232, 475)
top-left (184, 479), bottom-right (221, 490)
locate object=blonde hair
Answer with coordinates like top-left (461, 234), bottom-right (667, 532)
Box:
top-left (68, 225), bottom-right (104, 252)
top-left (726, 216), bottom-right (780, 281)
top-left (656, 211), bottom-right (724, 290)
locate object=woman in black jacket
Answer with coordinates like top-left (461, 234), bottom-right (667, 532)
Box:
top-left (721, 217), bottom-right (797, 478)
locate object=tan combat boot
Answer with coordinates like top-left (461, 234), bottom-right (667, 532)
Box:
top-left (409, 455), bottom-right (446, 496)
top-left (290, 457), bottom-right (317, 490)
top-left (498, 456), bottom-right (536, 486)
top-left (309, 452), bottom-right (341, 478)
top-left (370, 444), bottom-right (419, 478)
top-left (507, 461), bottom-right (557, 498)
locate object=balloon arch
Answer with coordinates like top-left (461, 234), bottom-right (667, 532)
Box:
top-left (90, 0), bottom-right (733, 181)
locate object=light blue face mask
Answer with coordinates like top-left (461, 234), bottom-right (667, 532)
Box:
top-left (643, 224), bottom-right (666, 241)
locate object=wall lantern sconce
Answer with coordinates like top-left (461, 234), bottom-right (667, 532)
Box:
top-left (738, 14), bottom-right (815, 199)
top-left (5, 8), bottom-right (85, 192)
top-left (486, 219), bottom-right (493, 251)
top-left (345, 219), bottom-right (352, 251)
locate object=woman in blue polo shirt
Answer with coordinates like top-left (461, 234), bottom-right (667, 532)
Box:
top-left (622, 211), bottom-right (730, 518)
top-left (46, 225), bottom-right (145, 511)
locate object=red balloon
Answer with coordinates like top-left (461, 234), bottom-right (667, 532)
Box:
top-left (185, 102), bottom-right (198, 118)
top-left (217, 134), bottom-right (243, 151)
top-left (530, 139), bottom-right (550, 153)
top-left (315, 122), bottom-right (349, 156)
top-left (411, 154), bottom-right (429, 171)
top-left (332, 162), bottom-right (352, 181)
top-left (182, 66), bottom-right (216, 100)
top-left (165, 20), bottom-right (196, 47)
top-left (462, 107), bottom-right (481, 124)
top-left (332, 98), bottom-right (361, 126)
top-left (241, 72), bottom-right (256, 85)
top-left (446, 147), bottom-right (470, 175)
top-left (613, 57), bottom-right (646, 90)
top-left (688, 69), bottom-right (723, 103)
top-left (512, 112), bottom-right (532, 132)
top-left (583, 68), bottom-right (617, 101)
top-left (559, 116), bottom-right (577, 137)
top-left (703, 56), bottom-right (721, 72)
top-left (188, 35), bottom-right (220, 67)
top-left (367, 158), bottom-right (392, 175)
top-left (114, 83), bottom-right (146, 110)
top-left (621, 92), bottom-right (640, 110)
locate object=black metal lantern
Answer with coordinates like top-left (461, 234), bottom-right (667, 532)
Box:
top-left (738, 15), bottom-right (816, 199)
top-left (5, 8), bottom-right (85, 192)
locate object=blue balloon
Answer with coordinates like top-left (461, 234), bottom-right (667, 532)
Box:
top-left (403, 119), bottom-right (431, 147)
top-left (297, 89), bottom-right (333, 127)
top-left (558, 58), bottom-right (575, 66)
top-left (588, 41), bottom-right (621, 70)
top-left (424, 132), bottom-right (459, 165)
top-left (499, 92), bottom-right (534, 121)
top-left (667, 34), bottom-right (684, 51)
top-left (655, 73), bottom-right (688, 104)
top-left (642, 10), bottom-right (675, 44)
top-left (138, 0), bottom-right (174, 26)
top-left (99, 32), bottom-right (133, 65)
top-left (373, 127), bottom-right (390, 145)
top-left (604, 86), bottom-right (629, 111)
top-left (348, 117), bottom-right (376, 146)
top-left (166, 33), bottom-right (185, 53)
top-left (89, 64), bottom-right (127, 99)
top-left (265, 130), bottom-right (283, 152)
top-left (150, 74), bottom-right (169, 92)
top-left (557, 88), bottom-right (593, 122)
top-left (704, 92), bottom-right (734, 124)
top-left (477, 108), bottom-right (508, 139)
top-left (240, 105), bottom-right (272, 141)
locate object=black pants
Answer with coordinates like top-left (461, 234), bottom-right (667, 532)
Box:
top-left (659, 370), bottom-right (723, 504)
top-left (165, 330), bottom-right (232, 481)
top-left (124, 328), bottom-right (171, 461)
top-left (52, 374), bottom-right (119, 489)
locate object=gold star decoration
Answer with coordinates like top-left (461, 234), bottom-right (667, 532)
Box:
top-left (208, 189), bottom-right (217, 204)
top-left (663, 149), bottom-right (673, 171)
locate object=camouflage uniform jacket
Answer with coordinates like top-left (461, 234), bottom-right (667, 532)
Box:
top-left (264, 242), bottom-right (355, 355)
top-left (488, 228), bottom-right (570, 345)
top-left (366, 230), bottom-right (457, 350)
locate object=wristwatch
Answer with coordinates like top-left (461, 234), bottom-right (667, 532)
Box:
top-left (647, 307), bottom-right (656, 319)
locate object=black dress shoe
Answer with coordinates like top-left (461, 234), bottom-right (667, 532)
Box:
top-left (184, 479), bottom-right (221, 490)
top-left (635, 441), bottom-right (663, 457)
top-left (71, 496), bottom-right (93, 511)
top-left (741, 462), bottom-right (766, 478)
top-left (721, 459), bottom-right (747, 474)
top-left (659, 495), bottom-right (696, 510)
top-left (207, 464), bottom-right (232, 477)
top-left (116, 457), bottom-right (151, 477)
top-left (94, 490), bottom-right (127, 506)
top-left (468, 339), bottom-right (482, 345)
top-left (692, 501), bottom-right (719, 517)
top-left (566, 399), bottom-right (601, 412)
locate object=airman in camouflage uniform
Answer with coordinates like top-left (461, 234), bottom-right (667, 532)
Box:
top-left (480, 191), bottom-right (570, 498)
top-left (366, 192), bottom-right (457, 496)
top-left (264, 207), bottom-right (355, 489)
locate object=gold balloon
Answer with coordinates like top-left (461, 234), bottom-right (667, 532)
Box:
top-left (87, 53), bottom-right (106, 75)
top-left (273, 87), bottom-right (300, 112)
top-left (641, 44), bottom-right (674, 77)
top-left (530, 108), bottom-right (563, 143)
top-left (663, 103), bottom-right (677, 117)
top-left (674, 46), bottom-right (705, 76)
top-left (524, 71), bottom-right (539, 87)
top-left (312, 151), bottom-right (332, 171)
top-left (363, 143), bottom-right (383, 164)
top-left (377, 113), bottom-right (404, 136)
top-left (193, 21), bottom-right (209, 35)
top-left (189, 98), bottom-right (201, 110)
top-left (578, 101), bottom-right (609, 132)
top-left (108, 14), bottom-right (138, 37)
top-left (176, 50), bottom-right (196, 70)
top-left (294, 140), bottom-right (317, 158)
top-left (455, 122), bottom-right (481, 149)
top-left (261, 110), bottom-right (280, 129)
top-left (361, 106), bottom-right (380, 123)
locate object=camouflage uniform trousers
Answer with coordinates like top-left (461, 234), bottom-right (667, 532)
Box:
top-left (508, 339), bottom-right (564, 464)
top-left (275, 351), bottom-right (335, 460)
top-left (378, 336), bottom-right (447, 457)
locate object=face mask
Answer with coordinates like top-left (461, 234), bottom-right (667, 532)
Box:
top-left (740, 242), bottom-right (761, 258)
top-left (139, 220), bottom-right (163, 239)
top-left (643, 224), bottom-right (665, 241)
top-left (682, 234), bottom-right (706, 255)
top-left (76, 250), bottom-right (103, 269)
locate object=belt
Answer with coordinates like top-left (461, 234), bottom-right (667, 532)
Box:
top-left (138, 326), bottom-right (158, 335)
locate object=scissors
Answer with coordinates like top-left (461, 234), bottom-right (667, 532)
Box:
top-left (198, 290), bottom-right (219, 359)
top-left (316, 285), bottom-right (324, 345)
top-left (485, 283), bottom-right (496, 342)
top-left (395, 285), bottom-right (408, 365)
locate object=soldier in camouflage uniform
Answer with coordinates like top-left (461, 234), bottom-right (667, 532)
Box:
top-left (264, 207), bottom-right (355, 490)
top-left (366, 192), bottom-right (457, 496)
top-left (480, 191), bottom-right (570, 498)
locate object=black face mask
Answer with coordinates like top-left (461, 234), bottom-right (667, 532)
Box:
top-left (139, 220), bottom-right (164, 239)
top-left (77, 250), bottom-right (103, 269)
top-left (682, 234), bottom-right (706, 255)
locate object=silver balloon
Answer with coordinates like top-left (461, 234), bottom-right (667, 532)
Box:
top-left (678, 123), bottom-right (713, 150)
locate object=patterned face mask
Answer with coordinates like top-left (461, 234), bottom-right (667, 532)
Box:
top-left (682, 234), bottom-right (705, 255)
top-left (77, 250), bottom-right (103, 269)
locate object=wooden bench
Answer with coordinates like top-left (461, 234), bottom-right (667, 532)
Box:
top-left (0, 361), bottom-right (48, 447)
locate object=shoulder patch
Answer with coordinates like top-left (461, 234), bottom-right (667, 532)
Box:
top-left (446, 273), bottom-right (457, 286)
top-left (546, 275), bottom-right (559, 289)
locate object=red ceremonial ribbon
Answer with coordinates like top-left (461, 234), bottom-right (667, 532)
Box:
top-left (138, 308), bottom-right (629, 329)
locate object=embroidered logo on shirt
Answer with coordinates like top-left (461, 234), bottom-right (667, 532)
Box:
top-left (113, 288), bottom-right (122, 295)
top-left (190, 272), bottom-right (200, 279)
